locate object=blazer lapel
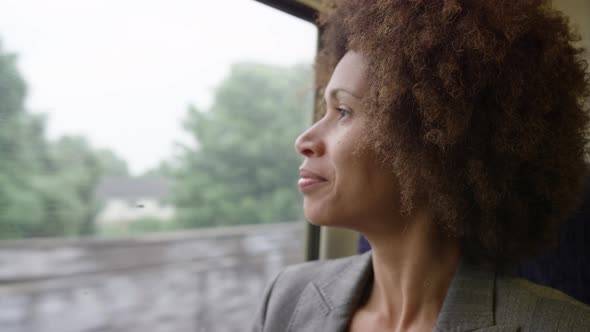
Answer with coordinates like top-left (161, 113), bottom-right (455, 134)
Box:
top-left (286, 252), bottom-right (373, 332)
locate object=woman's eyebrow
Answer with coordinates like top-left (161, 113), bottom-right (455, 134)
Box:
top-left (326, 88), bottom-right (362, 101)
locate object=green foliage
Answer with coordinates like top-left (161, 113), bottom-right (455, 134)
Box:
top-left (46, 136), bottom-right (130, 236)
top-left (0, 42), bottom-right (130, 239)
top-left (141, 160), bottom-right (174, 178)
top-left (173, 63), bottom-right (312, 227)
top-left (0, 50), bottom-right (26, 120)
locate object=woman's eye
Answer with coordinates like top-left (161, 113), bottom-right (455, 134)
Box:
top-left (336, 107), bottom-right (350, 119)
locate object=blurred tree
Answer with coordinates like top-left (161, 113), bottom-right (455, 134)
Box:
top-left (173, 63), bottom-right (312, 227)
top-left (0, 42), bottom-right (129, 239)
top-left (142, 160), bottom-right (174, 178)
top-left (0, 45), bottom-right (45, 238)
top-left (47, 136), bottom-right (130, 236)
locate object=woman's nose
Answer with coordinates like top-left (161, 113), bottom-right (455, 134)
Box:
top-left (294, 125), bottom-right (325, 158)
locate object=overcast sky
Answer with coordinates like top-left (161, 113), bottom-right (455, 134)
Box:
top-left (0, 0), bottom-right (317, 175)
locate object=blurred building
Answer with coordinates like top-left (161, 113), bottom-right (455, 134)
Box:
top-left (94, 176), bottom-right (175, 226)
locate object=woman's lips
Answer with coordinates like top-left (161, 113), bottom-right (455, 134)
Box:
top-left (298, 169), bottom-right (328, 192)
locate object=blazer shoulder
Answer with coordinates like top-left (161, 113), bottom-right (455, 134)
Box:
top-left (495, 276), bottom-right (590, 331)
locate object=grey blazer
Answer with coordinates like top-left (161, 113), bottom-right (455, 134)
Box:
top-left (252, 252), bottom-right (590, 332)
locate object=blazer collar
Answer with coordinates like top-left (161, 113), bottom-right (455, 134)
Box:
top-left (433, 259), bottom-right (496, 331)
top-left (286, 252), bottom-right (373, 332)
top-left (288, 253), bottom-right (518, 332)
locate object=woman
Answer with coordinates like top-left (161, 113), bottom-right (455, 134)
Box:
top-left (253, 0), bottom-right (590, 331)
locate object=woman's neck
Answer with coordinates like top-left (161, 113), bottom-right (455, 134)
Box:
top-left (361, 211), bottom-right (461, 331)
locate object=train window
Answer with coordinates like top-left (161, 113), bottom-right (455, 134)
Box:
top-left (0, 1), bottom-right (317, 331)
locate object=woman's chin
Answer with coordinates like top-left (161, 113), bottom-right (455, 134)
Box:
top-left (303, 209), bottom-right (329, 226)
top-left (304, 208), bottom-right (344, 227)
top-left (305, 217), bottom-right (328, 226)
top-left (303, 199), bottom-right (351, 227)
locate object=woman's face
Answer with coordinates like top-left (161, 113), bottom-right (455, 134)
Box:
top-left (295, 51), bottom-right (401, 229)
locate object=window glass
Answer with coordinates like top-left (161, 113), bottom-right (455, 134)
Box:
top-left (0, 1), bottom-right (316, 330)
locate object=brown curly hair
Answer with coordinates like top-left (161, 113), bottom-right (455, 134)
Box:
top-left (316, 0), bottom-right (590, 266)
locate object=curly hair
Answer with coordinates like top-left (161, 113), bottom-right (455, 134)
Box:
top-left (316, 0), bottom-right (590, 266)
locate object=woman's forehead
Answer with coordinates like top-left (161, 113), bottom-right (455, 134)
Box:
top-left (325, 51), bottom-right (369, 100)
